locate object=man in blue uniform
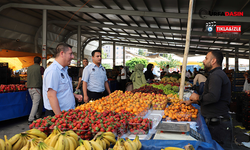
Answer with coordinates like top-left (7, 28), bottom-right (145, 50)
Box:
top-left (43, 43), bottom-right (82, 116)
top-left (82, 50), bottom-right (111, 102)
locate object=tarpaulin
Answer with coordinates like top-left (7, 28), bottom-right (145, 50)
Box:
top-left (0, 91), bottom-right (32, 121)
top-left (140, 140), bottom-right (222, 150)
top-left (0, 49), bottom-right (53, 71)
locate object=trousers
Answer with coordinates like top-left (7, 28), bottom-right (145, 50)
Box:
top-left (206, 116), bottom-right (233, 149)
top-left (28, 88), bottom-right (42, 121)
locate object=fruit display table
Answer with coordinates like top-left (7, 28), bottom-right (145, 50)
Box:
top-left (0, 90), bottom-right (32, 121)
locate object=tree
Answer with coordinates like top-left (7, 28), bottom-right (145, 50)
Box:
top-left (102, 50), bottom-right (107, 59)
top-left (138, 49), bottom-right (146, 56)
top-left (157, 54), bottom-right (180, 69)
top-left (102, 63), bottom-right (112, 69)
top-left (199, 61), bottom-right (204, 69)
top-left (126, 57), bottom-right (148, 71)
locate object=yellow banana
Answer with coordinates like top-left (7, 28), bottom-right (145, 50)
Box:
top-left (21, 140), bottom-right (31, 150)
top-left (48, 133), bottom-right (60, 148)
top-left (103, 135), bottom-right (116, 145)
top-left (4, 135), bottom-right (12, 150)
top-left (68, 136), bottom-right (78, 148)
top-left (101, 138), bottom-right (107, 150)
top-left (12, 136), bottom-right (24, 150)
top-left (83, 140), bottom-right (93, 150)
top-left (133, 135), bottom-right (141, 150)
top-left (0, 138), bottom-right (6, 150)
top-left (103, 132), bottom-right (115, 139)
top-left (9, 133), bottom-right (21, 145)
top-left (66, 137), bottom-right (75, 150)
top-left (89, 140), bottom-right (103, 150)
top-left (96, 137), bottom-right (103, 149)
top-left (45, 127), bottom-right (61, 144)
top-left (127, 139), bottom-right (137, 150)
top-left (114, 139), bottom-right (125, 150)
top-left (63, 136), bottom-right (70, 150)
top-left (79, 144), bottom-right (86, 150)
top-left (165, 147), bottom-right (184, 150)
top-left (124, 140), bottom-right (134, 150)
top-left (103, 137), bottom-right (110, 148)
top-left (66, 130), bottom-right (78, 142)
top-left (55, 134), bottom-right (65, 150)
top-left (26, 129), bottom-right (47, 139)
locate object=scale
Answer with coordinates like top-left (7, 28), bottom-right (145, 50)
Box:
top-left (154, 121), bottom-right (204, 141)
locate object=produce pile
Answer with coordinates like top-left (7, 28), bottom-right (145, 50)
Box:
top-left (0, 84), bottom-right (27, 93)
top-left (160, 76), bottom-right (192, 87)
top-left (167, 94), bottom-right (182, 103)
top-left (0, 126), bottom-right (141, 150)
top-left (163, 103), bottom-right (198, 122)
top-left (29, 108), bottom-right (153, 139)
top-left (76, 90), bottom-right (163, 116)
top-left (150, 83), bottom-right (179, 95)
top-left (131, 85), bottom-right (164, 94)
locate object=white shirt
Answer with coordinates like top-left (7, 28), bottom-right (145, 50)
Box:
top-left (164, 68), bottom-right (169, 74)
top-left (185, 72), bottom-right (191, 78)
top-left (82, 63), bottom-right (108, 92)
top-left (121, 68), bottom-right (126, 80)
top-left (43, 60), bottom-right (75, 111)
top-left (193, 74), bottom-right (207, 85)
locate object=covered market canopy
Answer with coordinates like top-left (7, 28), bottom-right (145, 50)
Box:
top-left (0, 49), bottom-right (53, 71)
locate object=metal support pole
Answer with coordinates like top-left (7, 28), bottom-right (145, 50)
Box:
top-left (113, 42), bottom-right (116, 67)
top-left (226, 53), bottom-right (229, 69)
top-left (249, 41), bottom-right (250, 70)
top-left (123, 46), bottom-right (125, 66)
top-left (235, 47), bottom-right (239, 71)
top-left (77, 25), bottom-right (81, 67)
top-left (179, 0), bottom-right (194, 100)
top-left (42, 9), bottom-right (47, 69)
top-left (99, 35), bottom-right (102, 50)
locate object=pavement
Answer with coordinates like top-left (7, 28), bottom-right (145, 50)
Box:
top-left (0, 113), bottom-right (249, 150)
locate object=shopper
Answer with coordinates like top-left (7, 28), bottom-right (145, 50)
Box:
top-left (193, 73), bottom-right (207, 95)
top-left (119, 66), bottom-right (127, 92)
top-left (27, 56), bottom-right (43, 124)
top-left (75, 58), bottom-right (89, 105)
top-left (185, 70), bottom-right (191, 78)
top-left (164, 65), bottom-right (169, 75)
top-left (43, 43), bottom-right (83, 116)
top-left (144, 64), bottom-right (155, 82)
top-left (82, 50), bottom-right (111, 102)
top-left (181, 50), bottom-right (232, 149)
top-left (130, 64), bottom-right (147, 89)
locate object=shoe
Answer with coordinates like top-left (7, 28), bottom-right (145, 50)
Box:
top-left (28, 121), bottom-right (33, 125)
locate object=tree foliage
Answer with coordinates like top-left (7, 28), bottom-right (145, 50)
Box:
top-left (102, 50), bottom-right (107, 59)
top-left (138, 49), bottom-right (146, 56)
top-left (102, 63), bottom-right (112, 69)
top-left (156, 54), bottom-right (180, 69)
top-left (126, 57), bottom-right (148, 71)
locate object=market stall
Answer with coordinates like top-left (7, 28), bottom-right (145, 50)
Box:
top-left (0, 90), bottom-right (32, 121)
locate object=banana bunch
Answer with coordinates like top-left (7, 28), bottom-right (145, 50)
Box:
top-left (0, 135), bottom-right (12, 150)
top-left (102, 132), bottom-right (116, 146)
top-left (162, 147), bottom-right (184, 150)
top-left (132, 135), bottom-right (141, 150)
top-left (21, 138), bottom-right (44, 150)
top-left (113, 138), bottom-right (125, 150)
top-left (45, 130), bottom-right (78, 150)
top-left (7, 128), bottom-right (47, 150)
top-left (77, 139), bottom-right (97, 150)
top-left (123, 138), bottom-right (138, 150)
top-left (44, 127), bottom-right (62, 145)
top-left (26, 129), bottom-right (48, 140)
top-left (29, 141), bottom-right (55, 150)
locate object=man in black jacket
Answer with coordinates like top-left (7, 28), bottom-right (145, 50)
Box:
top-left (182, 50), bottom-right (232, 149)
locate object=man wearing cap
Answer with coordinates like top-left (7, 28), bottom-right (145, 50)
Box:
top-left (43, 43), bottom-right (82, 116)
top-left (82, 50), bottom-right (111, 102)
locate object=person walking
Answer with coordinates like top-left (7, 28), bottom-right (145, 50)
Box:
top-left (27, 56), bottom-right (43, 124)
top-left (82, 50), bottom-right (111, 102)
top-left (43, 43), bottom-right (82, 116)
top-left (75, 58), bottom-right (89, 105)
